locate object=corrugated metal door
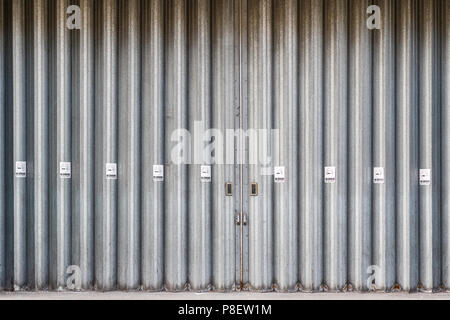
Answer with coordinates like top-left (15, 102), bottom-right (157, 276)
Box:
top-left (0, 0), bottom-right (449, 293)
top-left (243, 0), bottom-right (449, 293)
top-left (1, 0), bottom-right (242, 292)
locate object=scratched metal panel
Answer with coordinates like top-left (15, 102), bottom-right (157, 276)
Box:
top-left (211, 0), bottom-right (238, 291)
top-left (273, 0), bottom-right (298, 292)
top-left (298, 0), bottom-right (323, 292)
top-left (247, 0), bottom-right (274, 291)
top-left (71, 0), bottom-right (95, 291)
top-left (140, 0), bottom-right (164, 291)
top-left (372, 0), bottom-right (396, 292)
top-left (0, 0), bottom-right (448, 293)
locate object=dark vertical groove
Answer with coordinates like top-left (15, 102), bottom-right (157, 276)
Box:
top-left (0, 0), bottom-right (5, 291)
top-left (164, 0), bottom-right (188, 291)
top-left (94, 0), bottom-right (119, 290)
top-left (11, 0), bottom-right (27, 289)
top-left (372, 0), bottom-right (396, 291)
top-left (118, 0), bottom-right (141, 291)
top-left (4, 0), bottom-right (14, 290)
top-left (72, 0), bottom-right (95, 290)
top-left (441, 0), bottom-right (450, 290)
top-left (26, 0), bottom-right (49, 290)
top-left (141, 0), bottom-right (165, 291)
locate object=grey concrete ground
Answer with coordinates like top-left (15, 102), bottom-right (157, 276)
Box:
top-left (0, 291), bottom-right (449, 300)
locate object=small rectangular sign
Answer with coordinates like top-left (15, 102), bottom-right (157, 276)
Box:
top-left (60, 162), bottom-right (72, 179)
top-left (419, 169), bottom-right (431, 186)
top-left (324, 166), bottom-right (336, 184)
top-left (15, 161), bottom-right (27, 178)
top-left (201, 165), bottom-right (211, 183)
top-left (373, 167), bottom-right (385, 184)
top-left (153, 165), bottom-right (164, 182)
top-left (106, 163), bottom-right (117, 180)
top-left (274, 166), bottom-right (285, 183)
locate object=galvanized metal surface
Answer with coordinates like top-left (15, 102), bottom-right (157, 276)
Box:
top-left (372, 0), bottom-right (396, 292)
top-left (273, 0), bottom-right (298, 292)
top-left (141, 0), bottom-right (164, 291)
top-left (0, 0), bottom-right (448, 293)
top-left (71, 0), bottom-right (95, 291)
top-left (298, 0), bottom-right (323, 291)
top-left (248, 0), bottom-right (273, 291)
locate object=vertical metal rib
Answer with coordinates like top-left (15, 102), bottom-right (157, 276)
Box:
top-left (118, 0), bottom-right (141, 290)
top-left (237, 0), bottom-right (248, 289)
top-left (95, 0), bottom-right (118, 290)
top-left (11, 0), bottom-right (27, 289)
top-left (396, 0), bottom-right (419, 291)
top-left (418, 0), bottom-right (440, 291)
top-left (443, 0), bottom-right (450, 291)
top-left (72, 0), bottom-right (95, 290)
top-left (0, 0), bottom-right (5, 290)
top-left (299, 0), bottom-right (323, 292)
top-left (323, 0), bottom-right (348, 291)
top-left (141, 0), bottom-right (165, 291)
top-left (188, 0), bottom-right (211, 291)
top-left (348, 0), bottom-right (372, 291)
top-left (372, 0), bottom-right (396, 291)
top-left (27, 0), bottom-right (49, 290)
top-left (273, 0), bottom-right (298, 292)
top-left (212, 0), bottom-right (236, 291)
top-left (418, 0), bottom-right (433, 290)
top-left (248, 0), bottom-right (273, 291)
top-left (49, 0), bottom-right (72, 290)
top-left (165, 0), bottom-right (188, 291)
top-left (431, 0), bottom-right (442, 291)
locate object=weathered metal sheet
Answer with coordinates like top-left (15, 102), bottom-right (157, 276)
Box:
top-left (273, 0), bottom-right (298, 292)
top-left (372, 0), bottom-right (396, 292)
top-left (298, 0), bottom-right (323, 292)
top-left (396, 0), bottom-right (420, 292)
top-left (247, 0), bottom-right (273, 291)
top-left (323, 0), bottom-right (348, 291)
top-left (164, 0), bottom-right (189, 291)
top-left (94, 0), bottom-right (118, 291)
top-left (118, 0), bottom-right (141, 290)
top-left (71, 0), bottom-right (95, 291)
top-left (0, 0), bottom-right (448, 293)
top-left (10, 0), bottom-right (27, 290)
top-left (141, 0), bottom-right (165, 292)
top-left (211, 0), bottom-right (237, 291)
top-left (188, 0), bottom-right (212, 291)
top-left (26, 0), bottom-right (49, 290)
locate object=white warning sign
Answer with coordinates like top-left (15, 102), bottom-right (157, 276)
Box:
top-left (373, 167), bottom-right (385, 184)
top-left (274, 166), bottom-right (286, 183)
top-left (419, 169), bottom-right (431, 186)
top-left (106, 163), bottom-right (117, 180)
top-left (60, 162), bottom-right (72, 179)
top-left (153, 165), bottom-right (164, 182)
top-left (15, 161), bottom-right (27, 178)
top-left (201, 165), bottom-right (211, 183)
top-left (324, 166), bottom-right (336, 184)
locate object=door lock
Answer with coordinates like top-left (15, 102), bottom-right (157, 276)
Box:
top-left (250, 182), bottom-right (258, 196)
top-left (236, 213), bottom-right (247, 225)
top-left (225, 182), bottom-right (232, 196)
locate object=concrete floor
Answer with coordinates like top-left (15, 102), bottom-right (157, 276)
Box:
top-left (1, 291), bottom-right (449, 300)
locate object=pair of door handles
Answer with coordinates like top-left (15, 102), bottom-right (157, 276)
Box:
top-left (224, 182), bottom-right (259, 196)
